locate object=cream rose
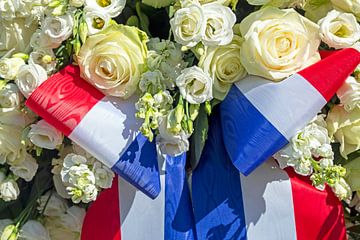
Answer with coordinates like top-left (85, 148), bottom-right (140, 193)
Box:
top-left (28, 120), bottom-right (63, 150)
top-left (78, 24), bottom-right (148, 98)
top-left (0, 18), bottom-right (37, 56)
top-left (176, 66), bottom-right (213, 104)
top-left (199, 35), bottom-right (247, 100)
top-left (42, 14), bottom-right (74, 49)
top-left (15, 63), bottom-right (48, 98)
top-left (0, 58), bottom-right (25, 80)
top-left (337, 76), bottom-right (360, 112)
top-left (0, 83), bottom-right (22, 110)
top-left (239, 7), bottom-right (321, 81)
top-left (84, 0), bottom-right (125, 18)
top-left (331, 0), bottom-right (360, 20)
top-left (202, 3), bottom-right (236, 46)
top-left (170, 3), bottom-right (205, 47)
top-left (318, 10), bottom-right (360, 49)
top-left (327, 105), bottom-right (360, 158)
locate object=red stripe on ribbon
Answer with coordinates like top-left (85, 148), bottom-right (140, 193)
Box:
top-left (81, 176), bottom-right (121, 240)
top-left (26, 65), bottom-right (105, 136)
top-left (285, 168), bottom-right (346, 240)
top-left (298, 48), bottom-right (360, 101)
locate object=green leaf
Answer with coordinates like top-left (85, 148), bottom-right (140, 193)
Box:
top-left (136, 2), bottom-right (151, 36)
top-left (189, 104), bottom-right (209, 170)
top-left (126, 15), bottom-right (140, 27)
top-left (142, 0), bottom-right (175, 8)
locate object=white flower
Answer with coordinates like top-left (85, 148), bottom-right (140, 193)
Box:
top-left (37, 192), bottom-right (68, 217)
top-left (10, 153), bottom-right (38, 182)
top-left (337, 76), bottom-right (360, 112)
top-left (19, 220), bottom-right (50, 240)
top-left (0, 83), bottom-right (22, 110)
top-left (156, 117), bottom-right (190, 157)
top-left (15, 63), bottom-right (47, 98)
top-left (332, 178), bottom-right (351, 200)
top-left (318, 10), bottom-right (360, 49)
top-left (60, 154), bottom-right (88, 182)
top-left (0, 178), bottom-right (19, 201)
top-left (30, 30), bottom-right (54, 50)
top-left (330, 0), bottom-right (360, 21)
top-left (42, 14), bottom-right (73, 49)
top-left (0, 123), bottom-right (25, 165)
top-left (176, 66), bottom-right (213, 104)
top-left (84, 7), bottom-right (111, 35)
top-left (170, 4), bottom-right (205, 47)
top-left (0, 58), bottom-right (25, 80)
top-left (84, 0), bottom-right (125, 18)
top-left (239, 7), bottom-right (321, 81)
top-left (70, 0), bottom-right (84, 7)
top-left (29, 48), bottom-right (56, 73)
top-left (28, 120), bottom-right (63, 150)
top-left (201, 3), bottom-right (236, 46)
top-left (92, 161), bottom-right (114, 189)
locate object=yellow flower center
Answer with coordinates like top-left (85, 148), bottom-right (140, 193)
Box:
top-left (92, 17), bottom-right (105, 29)
top-left (96, 0), bottom-right (111, 7)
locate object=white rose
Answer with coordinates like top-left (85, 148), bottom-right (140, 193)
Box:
top-left (84, 7), bottom-right (111, 35)
top-left (318, 10), bottom-right (360, 49)
top-left (201, 3), bottom-right (236, 46)
top-left (337, 76), bottom-right (360, 112)
top-left (92, 161), bottom-right (114, 189)
top-left (15, 63), bottom-right (47, 98)
top-left (69, 0), bottom-right (84, 7)
top-left (29, 48), bottom-right (56, 73)
top-left (84, 0), bottom-right (125, 17)
top-left (156, 117), bottom-right (190, 156)
top-left (42, 14), bottom-right (73, 49)
top-left (0, 178), bottom-right (19, 201)
top-left (59, 206), bottom-right (85, 233)
top-left (331, 0), bottom-right (360, 21)
top-left (0, 123), bottom-right (25, 165)
top-left (239, 7), bottom-right (321, 81)
top-left (176, 66), bottom-right (213, 104)
top-left (28, 120), bottom-right (63, 150)
top-left (0, 83), bottom-right (22, 109)
top-left (10, 153), bottom-right (38, 182)
top-left (37, 192), bottom-right (68, 217)
top-left (0, 18), bottom-right (37, 56)
top-left (170, 4), bottom-right (205, 47)
top-left (19, 220), bottom-right (50, 240)
top-left (0, 58), bottom-right (25, 80)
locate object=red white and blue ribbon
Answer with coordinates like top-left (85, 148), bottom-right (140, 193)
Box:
top-left (25, 66), bottom-right (161, 199)
top-left (191, 112), bottom-right (346, 240)
top-left (221, 48), bottom-right (360, 175)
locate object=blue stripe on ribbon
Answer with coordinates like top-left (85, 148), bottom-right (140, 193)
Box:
top-left (111, 133), bottom-right (161, 199)
top-left (165, 153), bottom-right (197, 240)
top-left (192, 112), bottom-right (247, 240)
top-left (220, 86), bottom-right (289, 176)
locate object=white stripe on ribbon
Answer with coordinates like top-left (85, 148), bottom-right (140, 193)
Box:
top-left (240, 160), bottom-right (297, 239)
top-left (119, 171), bottom-right (166, 240)
top-left (235, 74), bottom-right (327, 140)
top-left (68, 95), bottom-right (142, 168)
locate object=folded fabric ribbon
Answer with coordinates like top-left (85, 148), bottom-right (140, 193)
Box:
top-left (25, 65), bottom-right (160, 199)
top-left (220, 48), bottom-right (360, 175)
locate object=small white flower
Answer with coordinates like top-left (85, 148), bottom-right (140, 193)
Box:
top-left (28, 120), bottom-right (63, 150)
top-left (29, 48), bottom-right (56, 73)
top-left (156, 117), bottom-right (190, 157)
top-left (15, 63), bottom-right (47, 98)
top-left (170, 3), bottom-right (205, 47)
top-left (176, 66), bottom-right (213, 104)
top-left (37, 192), bottom-right (68, 217)
top-left (42, 14), bottom-right (74, 49)
top-left (337, 76), bottom-right (360, 112)
top-left (84, 0), bottom-right (125, 18)
top-left (92, 161), bottom-right (114, 189)
top-left (0, 57), bottom-right (25, 80)
top-left (318, 10), bottom-right (360, 49)
top-left (10, 153), bottom-right (38, 182)
top-left (0, 178), bottom-right (19, 202)
top-left (332, 178), bottom-right (351, 200)
top-left (84, 7), bottom-right (111, 35)
top-left (0, 83), bottom-right (22, 110)
top-left (201, 3), bottom-right (236, 46)
top-left (20, 220), bottom-right (50, 240)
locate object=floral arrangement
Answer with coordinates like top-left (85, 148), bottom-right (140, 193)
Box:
top-left (0, 0), bottom-right (359, 239)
